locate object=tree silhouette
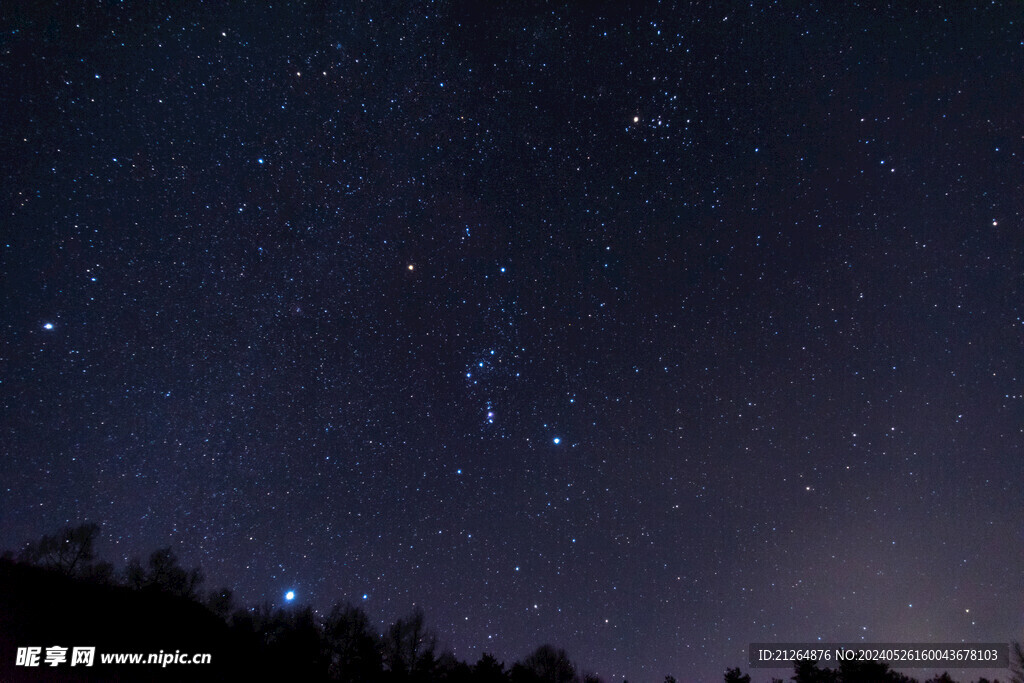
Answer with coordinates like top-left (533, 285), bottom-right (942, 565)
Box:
top-left (280, 605), bottom-right (330, 680)
top-left (323, 602), bottom-right (384, 682)
top-left (206, 586), bottom-right (235, 619)
top-left (514, 644), bottom-right (577, 683)
top-left (18, 522), bottom-right (103, 576)
top-left (382, 607), bottom-right (439, 681)
top-left (789, 658), bottom-right (932, 683)
top-left (125, 546), bottom-right (204, 599)
top-left (436, 650), bottom-right (473, 682)
top-left (242, 603), bottom-right (330, 680)
top-left (923, 674), bottom-right (958, 683)
top-left (473, 652), bottom-right (509, 683)
top-left (725, 667), bottom-right (751, 683)
top-left (1011, 640), bottom-right (1024, 683)
top-left (837, 659), bottom-right (913, 683)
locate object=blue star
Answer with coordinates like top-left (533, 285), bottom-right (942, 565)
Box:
top-left (43, 323), bottom-right (54, 330)
top-left (284, 590), bottom-right (295, 601)
top-left (553, 437), bottom-right (561, 445)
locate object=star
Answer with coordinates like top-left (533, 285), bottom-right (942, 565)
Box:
top-left (284, 590), bottom-right (295, 601)
top-left (43, 323), bottom-right (54, 330)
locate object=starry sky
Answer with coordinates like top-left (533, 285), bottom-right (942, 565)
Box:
top-left (2, 2), bottom-right (1022, 681)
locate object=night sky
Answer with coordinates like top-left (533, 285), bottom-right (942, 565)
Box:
top-left (2, 2), bottom-right (1022, 681)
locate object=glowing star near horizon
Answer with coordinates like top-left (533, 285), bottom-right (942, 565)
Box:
top-left (284, 590), bottom-right (295, 601)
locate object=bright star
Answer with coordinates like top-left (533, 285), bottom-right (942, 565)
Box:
top-left (43, 323), bottom-right (54, 330)
top-left (553, 437), bottom-right (561, 445)
top-left (284, 590), bottom-right (295, 601)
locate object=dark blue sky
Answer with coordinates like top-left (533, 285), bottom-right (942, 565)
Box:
top-left (2, 2), bottom-right (1021, 681)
